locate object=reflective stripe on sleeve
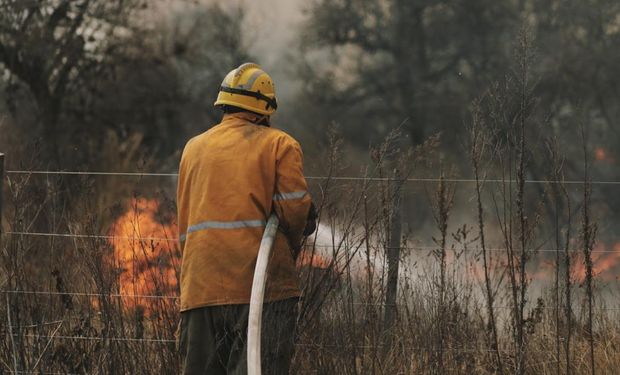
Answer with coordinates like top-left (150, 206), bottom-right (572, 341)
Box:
top-left (273, 191), bottom-right (307, 201)
top-left (180, 219), bottom-right (267, 242)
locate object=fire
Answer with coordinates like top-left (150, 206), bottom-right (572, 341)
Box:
top-left (595, 147), bottom-right (606, 161)
top-left (107, 200), bottom-right (335, 313)
top-left (297, 250), bottom-right (332, 270)
top-left (573, 242), bottom-right (620, 282)
top-left (463, 242), bottom-right (620, 283)
top-left (594, 147), bottom-right (615, 163)
top-left (108, 198), bottom-right (180, 313)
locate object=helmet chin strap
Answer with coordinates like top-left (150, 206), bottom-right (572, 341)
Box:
top-left (256, 115), bottom-right (270, 127)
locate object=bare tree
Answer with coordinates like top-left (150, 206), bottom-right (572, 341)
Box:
top-left (0, 0), bottom-right (141, 165)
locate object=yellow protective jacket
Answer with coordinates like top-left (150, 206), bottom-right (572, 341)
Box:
top-left (177, 112), bottom-right (312, 311)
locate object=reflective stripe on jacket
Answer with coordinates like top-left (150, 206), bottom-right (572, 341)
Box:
top-left (177, 112), bottom-right (311, 311)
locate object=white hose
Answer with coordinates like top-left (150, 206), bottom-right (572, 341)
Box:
top-left (247, 214), bottom-right (279, 375)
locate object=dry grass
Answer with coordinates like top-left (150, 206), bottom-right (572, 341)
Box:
top-left (3, 123), bottom-right (619, 374)
top-left (1, 46), bottom-right (619, 375)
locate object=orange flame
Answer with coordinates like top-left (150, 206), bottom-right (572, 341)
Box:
top-left (594, 147), bottom-right (615, 163)
top-left (595, 147), bottom-right (607, 161)
top-left (297, 250), bottom-right (332, 270)
top-left (108, 198), bottom-right (180, 313)
top-left (573, 242), bottom-right (620, 282)
top-left (464, 242), bottom-right (620, 283)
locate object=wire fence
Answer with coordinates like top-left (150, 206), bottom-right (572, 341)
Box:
top-left (6, 332), bottom-right (530, 353)
top-left (2, 169), bottom-right (620, 309)
top-left (5, 230), bottom-right (620, 253)
top-left (3, 289), bottom-right (620, 311)
top-left (5, 169), bottom-right (620, 185)
top-left (4, 231), bottom-right (177, 242)
top-left (2, 167), bottom-right (620, 370)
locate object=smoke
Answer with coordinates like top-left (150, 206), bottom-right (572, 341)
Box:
top-left (210, 0), bottom-right (306, 106)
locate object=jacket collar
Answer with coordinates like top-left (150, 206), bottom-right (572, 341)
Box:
top-left (222, 112), bottom-right (269, 126)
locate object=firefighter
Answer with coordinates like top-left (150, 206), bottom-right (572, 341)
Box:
top-left (177, 63), bottom-right (317, 375)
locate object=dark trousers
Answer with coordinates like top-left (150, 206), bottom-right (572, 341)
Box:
top-left (178, 298), bottom-right (298, 375)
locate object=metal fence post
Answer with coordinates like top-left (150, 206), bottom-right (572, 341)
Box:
top-left (384, 168), bottom-right (403, 341)
top-left (0, 153), bottom-right (4, 235)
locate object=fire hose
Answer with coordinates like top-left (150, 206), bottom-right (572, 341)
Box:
top-left (247, 214), bottom-right (279, 375)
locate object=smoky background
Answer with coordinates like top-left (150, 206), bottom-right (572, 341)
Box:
top-left (1, 0), bottom-right (620, 373)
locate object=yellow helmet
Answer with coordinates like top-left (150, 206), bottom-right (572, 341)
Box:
top-left (214, 63), bottom-right (278, 116)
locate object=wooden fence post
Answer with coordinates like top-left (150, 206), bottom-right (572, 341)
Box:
top-left (384, 168), bottom-right (403, 341)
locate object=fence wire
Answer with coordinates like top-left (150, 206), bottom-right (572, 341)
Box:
top-left (3, 290), bottom-right (620, 311)
top-left (5, 231), bottom-right (620, 253)
top-left (9, 332), bottom-right (525, 353)
top-left (5, 169), bottom-right (620, 185)
top-left (4, 231), bottom-right (176, 242)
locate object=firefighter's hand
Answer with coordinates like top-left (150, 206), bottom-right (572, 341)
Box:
top-left (303, 202), bottom-right (318, 236)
